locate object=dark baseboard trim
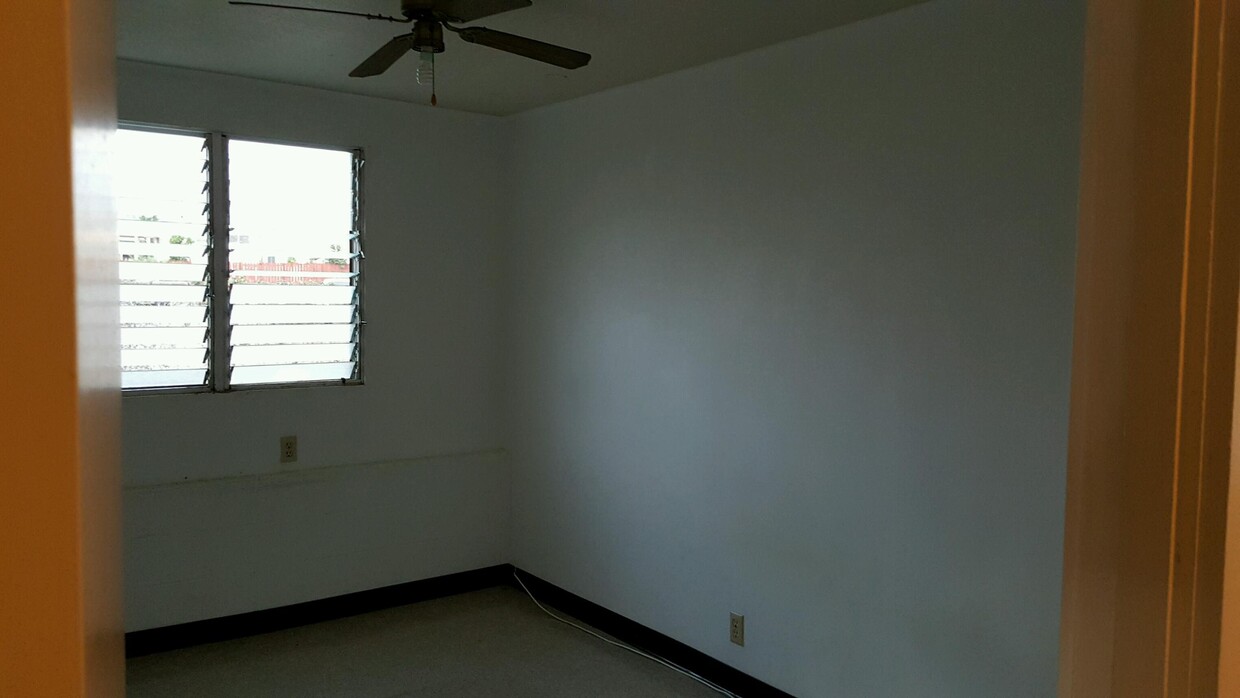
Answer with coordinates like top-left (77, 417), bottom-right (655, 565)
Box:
top-left (124, 564), bottom-right (512, 658)
top-left (124, 563), bottom-right (791, 697)
top-left (510, 568), bottom-right (795, 698)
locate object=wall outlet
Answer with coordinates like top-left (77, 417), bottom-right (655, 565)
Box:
top-left (729, 613), bottom-right (745, 646)
top-left (279, 435), bottom-right (297, 463)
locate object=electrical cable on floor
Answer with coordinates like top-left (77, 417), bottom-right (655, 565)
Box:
top-left (513, 571), bottom-right (743, 698)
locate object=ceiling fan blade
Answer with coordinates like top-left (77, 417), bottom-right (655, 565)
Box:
top-left (349, 34), bottom-right (417, 77)
top-left (453, 27), bottom-right (591, 69)
top-left (228, 2), bottom-right (411, 23)
top-left (434, 0), bottom-right (532, 23)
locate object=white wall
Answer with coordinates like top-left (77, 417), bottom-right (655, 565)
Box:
top-left (117, 62), bottom-right (510, 631)
top-left (504, 1), bottom-right (1084, 696)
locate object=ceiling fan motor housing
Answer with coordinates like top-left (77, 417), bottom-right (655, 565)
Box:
top-left (412, 19), bottom-right (445, 53)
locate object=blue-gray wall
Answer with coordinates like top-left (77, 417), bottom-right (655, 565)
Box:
top-left (504, 1), bottom-right (1085, 695)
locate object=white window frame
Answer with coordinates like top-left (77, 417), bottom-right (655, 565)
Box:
top-left (119, 123), bottom-right (367, 395)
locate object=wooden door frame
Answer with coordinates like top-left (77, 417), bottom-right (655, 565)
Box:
top-left (0, 1), bottom-right (123, 695)
top-left (1059, 1), bottom-right (1240, 695)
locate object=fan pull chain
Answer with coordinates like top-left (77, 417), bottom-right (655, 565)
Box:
top-left (417, 51), bottom-right (438, 107)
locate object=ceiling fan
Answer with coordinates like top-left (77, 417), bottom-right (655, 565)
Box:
top-left (228, 0), bottom-right (591, 78)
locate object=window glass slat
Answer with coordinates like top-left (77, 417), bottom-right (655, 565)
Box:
top-left (122, 369), bottom-right (208, 390)
top-left (229, 269), bottom-right (356, 283)
top-left (120, 262), bottom-right (208, 284)
top-left (230, 304), bottom-right (355, 326)
top-left (229, 285), bottom-right (355, 306)
top-left (121, 327), bottom-right (208, 350)
top-left (231, 324), bottom-right (355, 346)
top-left (121, 306), bottom-right (208, 328)
top-left (231, 343), bottom-right (355, 367)
top-left (120, 285), bottom-right (207, 304)
top-left (117, 242), bottom-right (208, 259)
top-left (122, 348), bottom-right (209, 371)
top-left (231, 362), bottom-right (356, 386)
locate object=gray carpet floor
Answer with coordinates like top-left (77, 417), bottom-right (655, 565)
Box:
top-left (126, 586), bottom-right (723, 697)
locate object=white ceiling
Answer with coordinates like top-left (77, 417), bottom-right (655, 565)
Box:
top-left (117, 0), bottom-right (929, 116)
